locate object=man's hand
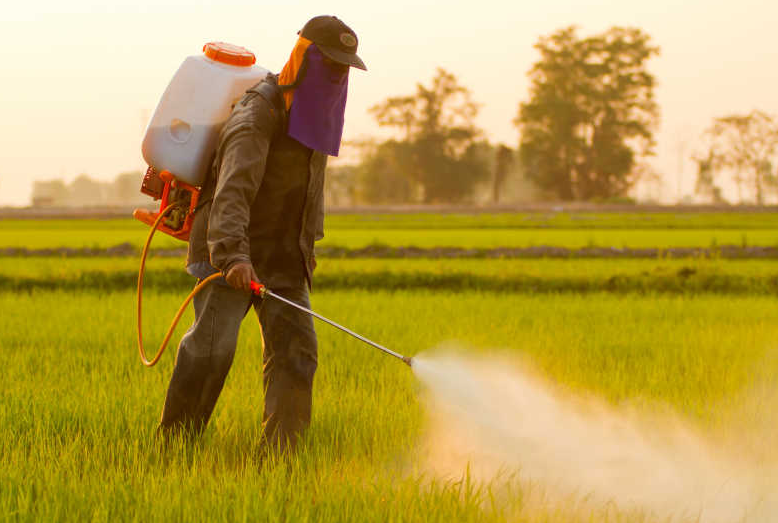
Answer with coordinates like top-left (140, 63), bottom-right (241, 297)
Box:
top-left (225, 262), bottom-right (259, 293)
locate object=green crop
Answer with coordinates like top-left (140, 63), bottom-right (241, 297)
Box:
top-left (2, 211), bottom-right (776, 521)
top-left (2, 214), bottom-right (778, 250)
top-left (4, 257), bottom-right (778, 295)
top-left (8, 211), bottom-right (778, 230)
top-left (1, 289), bottom-right (776, 522)
top-left (321, 211), bottom-right (778, 230)
top-left (1, 224), bottom-right (777, 250)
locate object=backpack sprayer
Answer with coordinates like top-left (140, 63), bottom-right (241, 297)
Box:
top-left (134, 42), bottom-right (412, 369)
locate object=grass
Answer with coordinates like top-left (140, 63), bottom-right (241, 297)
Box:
top-left (7, 256), bottom-right (778, 279)
top-left (324, 228), bottom-right (778, 249)
top-left (1, 288), bottom-right (776, 521)
top-left (321, 211), bottom-right (778, 229)
top-left (2, 227), bottom-right (778, 250)
top-left (2, 215), bottom-right (778, 250)
top-left (6, 211), bottom-right (778, 230)
top-left (3, 257), bottom-right (778, 295)
top-left (2, 212), bottom-right (776, 521)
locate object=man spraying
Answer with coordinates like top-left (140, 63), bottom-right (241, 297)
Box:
top-left (158, 15), bottom-right (367, 453)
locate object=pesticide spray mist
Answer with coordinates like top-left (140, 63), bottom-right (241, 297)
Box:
top-left (411, 349), bottom-right (777, 522)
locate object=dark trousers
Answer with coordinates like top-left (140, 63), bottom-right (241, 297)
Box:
top-left (159, 281), bottom-right (317, 452)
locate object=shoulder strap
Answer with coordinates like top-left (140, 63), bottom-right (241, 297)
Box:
top-left (244, 74), bottom-right (284, 111)
top-left (243, 73), bottom-right (287, 135)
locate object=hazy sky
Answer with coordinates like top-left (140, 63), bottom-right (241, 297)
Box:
top-left (1, 0), bottom-right (776, 206)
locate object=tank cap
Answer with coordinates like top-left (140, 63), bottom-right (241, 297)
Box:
top-left (203, 42), bottom-right (256, 67)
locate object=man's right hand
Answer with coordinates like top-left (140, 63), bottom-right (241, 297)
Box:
top-left (225, 262), bottom-right (259, 293)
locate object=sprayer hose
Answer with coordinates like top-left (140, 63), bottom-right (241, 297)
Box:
top-left (136, 208), bottom-right (411, 368)
top-left (136, 204), bottom-right (222, 367)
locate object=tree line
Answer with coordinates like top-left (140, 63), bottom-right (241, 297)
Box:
top-left (33, 26), bottom-right (777, 208)
top-left (334, 25), bottom-right (778, 205)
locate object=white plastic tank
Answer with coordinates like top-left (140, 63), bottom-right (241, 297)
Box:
top-left (142, 42), bottom-right (269, 186)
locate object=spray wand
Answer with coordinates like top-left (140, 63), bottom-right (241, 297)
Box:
top-left (249, 281), bottom-right (412, 366)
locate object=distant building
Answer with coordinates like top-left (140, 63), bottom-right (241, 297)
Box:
top-left (31, 180), bottom-right (70, 207)
top-left (31, 172), bottom-right (150, 207)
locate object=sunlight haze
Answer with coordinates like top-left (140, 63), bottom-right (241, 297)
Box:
top-left (1, 0), bottom-right (776, 206)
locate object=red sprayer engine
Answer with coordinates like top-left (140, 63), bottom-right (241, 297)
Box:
top-left (133, 168), bottom-right (199, 241)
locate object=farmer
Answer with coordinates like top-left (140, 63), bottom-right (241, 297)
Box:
top-left (157, 15), bottom-right (366, 453)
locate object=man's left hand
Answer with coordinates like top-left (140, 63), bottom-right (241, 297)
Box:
top-left (225, 262), bottom-right (259, 293)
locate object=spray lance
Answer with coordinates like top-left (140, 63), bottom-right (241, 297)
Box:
top-left (134, 42), bottom-right (412, 369)
top-left (249, 281), bottom-right (412, 366)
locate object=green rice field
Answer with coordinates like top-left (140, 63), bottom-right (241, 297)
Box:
top-left (4, 257), bottom-right (778, 296)
top-left (4, 226), bottom-right (778, 250)
top-left (2, 213), bottom-right (778, 250)
top-left (1, 212), bottom-right (776, 522)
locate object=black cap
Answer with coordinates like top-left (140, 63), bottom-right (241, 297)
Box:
top-left (299, 15), bottom-right (367, 71)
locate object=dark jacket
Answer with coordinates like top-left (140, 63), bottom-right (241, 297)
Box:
top-left (187, 76), bottom-right (327, 289)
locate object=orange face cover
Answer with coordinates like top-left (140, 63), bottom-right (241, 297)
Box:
top-left (277, 36), bottom-right (313, 110)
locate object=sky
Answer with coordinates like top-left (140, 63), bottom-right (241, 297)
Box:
top-left (1, 0), bottom-right (776, 206)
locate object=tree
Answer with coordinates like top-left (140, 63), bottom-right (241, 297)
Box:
top-left (113, 171), bottom-right (143, 200)
top-left (369, 68), bottom-right (489, 203)
top-left (492, 145), bottom-right (514, 203)
top-left (354, 140), bottom-right (416, 204)
top-left (699, 111), bottom-right (778, 205)
top-left (515, 26), bottom-right (659, 200)
top-left (324, 164), bottom-right (358, 207)
top-left (693, 151), bottom-right (726, 204)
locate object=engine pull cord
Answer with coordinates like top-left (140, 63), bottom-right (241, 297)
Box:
top-left (136, 203), bottom-right (222, 367)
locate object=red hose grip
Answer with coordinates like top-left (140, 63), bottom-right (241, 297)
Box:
top-left (250, 281), bottom-right (266, 296)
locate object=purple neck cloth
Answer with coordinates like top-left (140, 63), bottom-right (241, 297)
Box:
top-left (287, 44), bottom-right (349, 157)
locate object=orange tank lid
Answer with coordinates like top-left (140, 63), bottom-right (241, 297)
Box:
top-left (202, 42), bottom-right (256, 67)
